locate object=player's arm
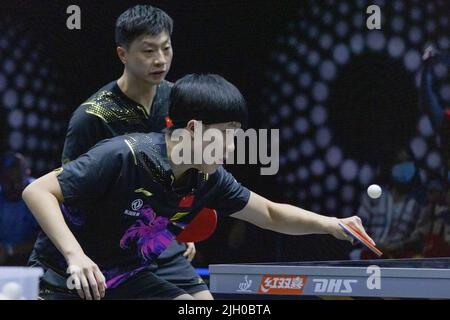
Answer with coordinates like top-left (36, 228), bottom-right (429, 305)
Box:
top-left (22, 171), bottom-right (106, 300)
top-left (231, 191), bottom-right (375, 244)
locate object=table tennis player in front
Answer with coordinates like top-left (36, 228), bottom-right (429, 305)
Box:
top-left (22, 74), bottom-right (375, 300)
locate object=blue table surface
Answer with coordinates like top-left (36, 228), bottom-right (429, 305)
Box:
top-left (210, 257), bottom-right (450, 269)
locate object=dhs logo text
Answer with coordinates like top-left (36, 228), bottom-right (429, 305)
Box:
top-left (313, 279), bottom-right (357, 294)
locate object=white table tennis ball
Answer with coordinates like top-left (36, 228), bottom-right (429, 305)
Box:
top-left (2, 282), bottom-right (23, 300)
top-left (367, 184), bottom-right (382, 199)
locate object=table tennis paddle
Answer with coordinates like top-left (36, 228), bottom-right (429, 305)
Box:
top-left (339, 221), bottom-right (383, 257)
top-left (175, 208), bottom-right (218, 243)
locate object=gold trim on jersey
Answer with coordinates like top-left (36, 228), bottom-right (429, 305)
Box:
top-left (53, 167), bottom-right (64, 176)
top-left (170, 211), bottom-right (191, 222)
top-left (81, 91), bottom-right (147, 124)
top-left (134, 188), bottom-right (153, 197)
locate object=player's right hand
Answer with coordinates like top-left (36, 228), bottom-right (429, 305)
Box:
top-left (328, 216), bottom-right (376, 246)
top-left (66, 252), bottom-right (107, 300)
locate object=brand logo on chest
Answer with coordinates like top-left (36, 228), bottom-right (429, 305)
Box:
top-left (124, 199), bottom-right (144, 217)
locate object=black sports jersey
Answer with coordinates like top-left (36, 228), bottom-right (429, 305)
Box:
top-left (29, 79), bottom-right (187, 273)
top-left (34, 133), bottom-right (250, 289)
top-left (61, 80), bottom-right (172, 164)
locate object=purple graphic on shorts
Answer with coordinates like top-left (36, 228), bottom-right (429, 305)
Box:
top-left (104, 266), bottom-right (148, 289)
top-left (120, 205), bottom-right (174, 261)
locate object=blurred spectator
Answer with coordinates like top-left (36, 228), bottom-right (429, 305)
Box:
top-left (420, 46), bottom-right (450, 133)
top-left (351, 147), bottom-right (426, 260)
top-left (0, 152), bottom-right (39, 265)
top-left (414, 175), bottom-right (450, 257)
top-left (416, 46), bottom-right (450, 257)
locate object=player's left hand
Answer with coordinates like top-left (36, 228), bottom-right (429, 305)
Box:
top-left (183, 242), bottom-right (196, 262)
top-left (327, 216), bottom-right (376, 246)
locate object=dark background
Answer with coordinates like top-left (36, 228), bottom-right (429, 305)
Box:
top-left (0, 0), bottom-right (449, 265)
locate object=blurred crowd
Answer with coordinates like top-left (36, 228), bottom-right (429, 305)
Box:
top-left (350, 146), bottom-right (450, 260)
top-left (350, 47), bottom-right (450, 260)
top-left (0, 152), bottom-right (39, 266)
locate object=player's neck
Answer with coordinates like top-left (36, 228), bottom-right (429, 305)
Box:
top-left (117, 72), bottom-right (157, 113)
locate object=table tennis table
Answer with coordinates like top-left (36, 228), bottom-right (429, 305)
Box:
top-left (209, 258), bottom-right (450, 299)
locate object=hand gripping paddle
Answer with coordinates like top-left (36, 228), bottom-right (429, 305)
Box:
top-left (339, 221), bottom-right (383, 257)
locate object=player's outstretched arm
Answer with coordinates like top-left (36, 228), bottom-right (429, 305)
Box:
top-left (231, 191), bottom-right (375, 245)
top-left (22, 172), bottom-right (106, 300)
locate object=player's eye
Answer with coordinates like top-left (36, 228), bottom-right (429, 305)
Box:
top-left (164, 46), bottom-right (171, 51)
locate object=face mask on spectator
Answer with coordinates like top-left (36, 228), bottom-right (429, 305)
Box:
top-left (391, 161), bottom-right (416, 184)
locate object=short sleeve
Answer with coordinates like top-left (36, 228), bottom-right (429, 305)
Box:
top-left (57, 139), bottom-right (125, 207)
top-left (209, 167), bottom-right (251, 216)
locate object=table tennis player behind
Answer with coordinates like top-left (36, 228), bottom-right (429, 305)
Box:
top-left (22, 74), bottom-right (374, 300)
top-left (28, 4), bottom-right (202, 298)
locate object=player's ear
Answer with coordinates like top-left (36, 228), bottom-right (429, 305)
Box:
top-left (186, 120), bottom-right (197, 137)
top-left (116, 46), bottom-right (127, 64)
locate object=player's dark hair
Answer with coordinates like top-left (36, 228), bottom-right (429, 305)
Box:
top-left (168, 74), bottom-right (248, 129)
top-left (115, 5), bottom-right (173, 49)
